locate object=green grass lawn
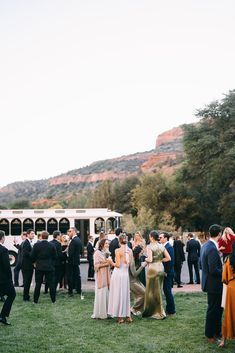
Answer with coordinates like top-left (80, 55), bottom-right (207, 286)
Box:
top-left (1, 291), bottom-right (234, 353)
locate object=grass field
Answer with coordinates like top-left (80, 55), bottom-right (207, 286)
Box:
top-left (1, 290), bottom-right (234, 353)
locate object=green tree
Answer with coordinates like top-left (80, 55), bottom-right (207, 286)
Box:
top-left (112, 176), bottom-right (140, 214)
top-left (132, 173), bottom-right (171, 227)
top-left (88, 180), bottom-right (115, 209)
top-left (10, 199), bottom-right (31, 209)
top-left (176, 89), bottom-right (235, 229)
top-left (133, 207), bottom-right (156, 234)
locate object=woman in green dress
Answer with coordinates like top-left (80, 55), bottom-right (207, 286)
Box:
top-left (142, 230), bottom-right (171, 319)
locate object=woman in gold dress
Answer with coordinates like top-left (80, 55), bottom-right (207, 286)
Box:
top-left (142, 230), bottom-right (171, 320)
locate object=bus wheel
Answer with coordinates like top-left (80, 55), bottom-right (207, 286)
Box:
top-left (8, 251), bottom-right (17, 267)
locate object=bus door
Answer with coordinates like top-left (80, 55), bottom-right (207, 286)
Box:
top-left (74, 219), bottom-right (90, 253)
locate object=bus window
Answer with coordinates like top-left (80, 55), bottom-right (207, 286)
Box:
top-left (11, 218), bottom-right (22, 236)
top-left (23, 218), bottom-right (34, 232)
top-left (47, 218), bottom-right (58, 235)
top-left (94, 217), bottom-right (105, 234)
top-left (106, 217), bottom-right (116, 232)
top-left (0, 218), bottom-right (10, 235)
top-left (35, 218), bottom-right (46, 233)
top-left (59, 218), bottom-right (70, 234)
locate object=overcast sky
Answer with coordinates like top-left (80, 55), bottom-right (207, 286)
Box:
top-left (0, 0), bottom-right (235, 187)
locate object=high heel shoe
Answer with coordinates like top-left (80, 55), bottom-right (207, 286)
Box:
top-left (126, 317), bottom-right (133, 323)
top-left (117, 318), bottom-right (124, 324)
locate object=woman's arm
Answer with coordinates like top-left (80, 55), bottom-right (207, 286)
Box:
top-left (97, 261), bottom-right (109, 269)
top-left (94, 252), bottom-right (109, 272)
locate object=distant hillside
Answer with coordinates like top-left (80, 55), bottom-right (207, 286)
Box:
top-left (0, 126), bottom-right (184, 207)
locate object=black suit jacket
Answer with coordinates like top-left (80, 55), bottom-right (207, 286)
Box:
top-left (163, 242), bottom-right (174, 275)
top-left (31, 240), bottom-right (57, 272)
top-left (86, 242), bottom-right (94, 262)
top-left (109, 237), bottom-right (120, 262)
top-left (186, 238), bottom-right (201, 261)
top-left (50, 239), bottom-right (63, 266)
top-left (21, 238), bottom-right (34, 270)
top-left (0, 244), bottom-right (12, 285)
top-left (173, 240), bottom-right (185, 265)
top-left (14, 242), bottom-right (24, 263)
top-left (200, 240), bottom-right (222, 293)
top-left (68, 236), bottom-right (82, 266)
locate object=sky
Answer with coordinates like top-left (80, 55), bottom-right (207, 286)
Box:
top-left (0, 0), bottom-right (235, 188)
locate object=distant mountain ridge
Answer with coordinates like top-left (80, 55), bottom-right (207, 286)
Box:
top-left (0, 126), bottom-right (184, 207)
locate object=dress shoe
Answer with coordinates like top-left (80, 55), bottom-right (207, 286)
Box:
top-left (187, 282), bottom-right (194, 285)
top-left (0, 317), bottom-right (11, 325)
top-left (218, 339), bottom-right (225, 347)
top-left (206, 337), bottom-right (216, 343)
top-left (131, 309), bottom-right (142, 316)
top-left (177, 285), bottom-right (183, 288)
top-left (166, 313), bottom-right (176, 317)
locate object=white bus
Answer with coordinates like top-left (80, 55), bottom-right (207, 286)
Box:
top-left (0, 208), bottom-right (122, 265)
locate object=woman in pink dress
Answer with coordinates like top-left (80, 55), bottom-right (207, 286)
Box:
top-left (108, 233), bottom-right (132, 324)
top-left (92, 239), bottom-right (112, 319)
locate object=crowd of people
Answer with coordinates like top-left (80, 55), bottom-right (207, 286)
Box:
top-left (0, 226), bottom-right (84, 325)
top-left (0, 224), bottom-right (235, 348)
top-left (91, 228), bottom-right (181, 322)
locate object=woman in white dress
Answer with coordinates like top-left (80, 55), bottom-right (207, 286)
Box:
top-left (108, 233), bottom-right (132, 323)
top-left (92, 239), bottom-right (112, 319)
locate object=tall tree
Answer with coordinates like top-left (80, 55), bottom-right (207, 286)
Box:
top-left (177, 90), bottom-right (235, 229)
top-left (132, 173), bottom-right (171, 227)
top-left (112, 176), bottom-right (140, 214)
top-left (88, 180), bottom-right (115, 209)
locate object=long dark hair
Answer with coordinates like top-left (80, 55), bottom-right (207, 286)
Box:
top-left (229, 242), bottom-right (235, 273)
top-left (98, 238), bottom-right (107, 251)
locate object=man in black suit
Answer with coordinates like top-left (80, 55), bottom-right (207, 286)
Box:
top-left (186, 232), bottom-right (201, 284)
top-left (50, 230), bottom-right (63, 292)
top-left (200, 224), bottom-right (223, 343)
top-left (109, 227), bottom-right (122, 262)
top-left (159, 232), bottom-right (176, 316)
top-left (86, 235), bottom-right (95, 281)
top-left (31, 231), bottom-right (57, 303)
top-left (0, 230), bottom-right (16, 325)
top-left (13, 232), bottom-right (27, 287)
top-left (173, 235), bottom-right (185, 288)
top-left (21, 228), bottom-right (35, 301)
top-left (67, 227), bottom-right (83, 298)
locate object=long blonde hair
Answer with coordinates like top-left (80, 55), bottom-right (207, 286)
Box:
top-left (133, 231), bottom-right (145, 248)
top-left (222, 227), bottom-right (235, 242)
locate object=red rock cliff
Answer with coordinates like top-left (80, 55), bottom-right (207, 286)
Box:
top-left (156, 126), bottom-right (183, 148)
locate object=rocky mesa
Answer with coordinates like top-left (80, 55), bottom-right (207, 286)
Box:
top-left (0, 125), bottom-right (185, 206)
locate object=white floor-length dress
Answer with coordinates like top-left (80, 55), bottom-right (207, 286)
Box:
top-left (108, 246), bottom-right (131, 318)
